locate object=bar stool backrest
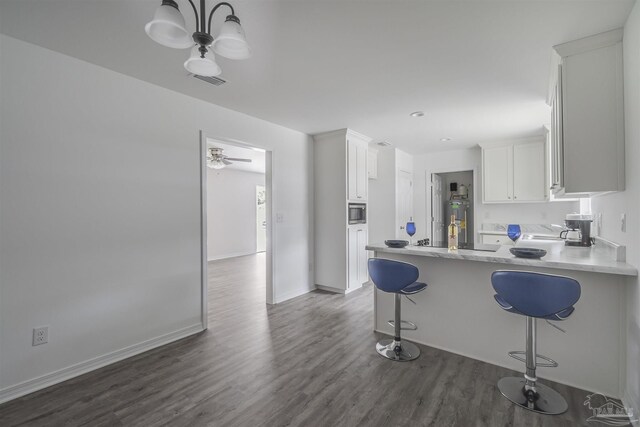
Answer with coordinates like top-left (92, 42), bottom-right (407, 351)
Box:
top-left (492, 270), bottom-right (581, 318)
top-left (368, 258), bottom-right (419, 293)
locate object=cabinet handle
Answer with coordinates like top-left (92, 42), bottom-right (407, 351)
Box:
top-left (507, 196), bottom-right (511, 199)
top-left (400, 226), bottom-right (405, 230)
top-left (514, 196), bottom-right (517, 199)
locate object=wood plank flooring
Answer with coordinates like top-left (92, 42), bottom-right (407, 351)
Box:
top-left (0, 253), bottom-right (618, 426)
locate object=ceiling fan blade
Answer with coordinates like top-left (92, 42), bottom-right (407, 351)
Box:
top-left (222, 159), bottom-right (233, 165)
top-left (224, 157), bottom-right (252, 163)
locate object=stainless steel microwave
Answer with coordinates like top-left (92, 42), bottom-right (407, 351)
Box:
top-left (348, 203), bottom-right (366, 224)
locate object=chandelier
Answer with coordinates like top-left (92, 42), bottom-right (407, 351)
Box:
top-left (145, 1), bottom-right (251, 77)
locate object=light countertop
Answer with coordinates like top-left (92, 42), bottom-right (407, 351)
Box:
top-left (366, 243), bottom-right (637, 276)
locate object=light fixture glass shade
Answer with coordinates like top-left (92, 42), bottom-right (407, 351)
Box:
top-left (212, 18), bottom-right (251, 60)
top-left (184, 46), bottom-right (222, 77)
top-left (145, 2), bottom-right (192, 49)
top-left (207, 158), bottom-right (226, 169)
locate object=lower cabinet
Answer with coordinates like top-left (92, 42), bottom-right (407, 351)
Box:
top-left (348, 227), bottom-right (368, 290)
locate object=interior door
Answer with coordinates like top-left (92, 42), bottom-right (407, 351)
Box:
top-left (396, 170), bottom-right (413, 239)
top-left (430, 173), bottom-right (444, 246)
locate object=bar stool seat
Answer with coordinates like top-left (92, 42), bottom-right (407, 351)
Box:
top-left (492, 270), bottom-right (581, 415)
top-left (400, 282), bottom-right (428, 295)
top-left (493, 295), bottom-right (575, 320)
top-left (368, 258), bottom-right (427, 362)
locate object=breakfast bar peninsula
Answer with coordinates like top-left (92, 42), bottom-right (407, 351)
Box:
top-left (366, 242), bottom-right (637, 398)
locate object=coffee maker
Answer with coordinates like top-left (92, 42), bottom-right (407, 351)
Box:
top-left (561, 214), bottom-right (593, 247)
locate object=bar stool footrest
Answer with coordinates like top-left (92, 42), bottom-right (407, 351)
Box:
top-left (387, 320), bottom-right (418, 331)
top-left (508, 351), bottom-right (558, 368)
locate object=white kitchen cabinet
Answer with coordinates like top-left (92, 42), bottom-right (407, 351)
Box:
top-left (513, 142), bottom-right (546, 202)
top-left (348, 137), bottom-right (368, 201)
top-left (482, 145), bottom-right (512, 202)
top-left (481, 139), bottom-right (547, 203)
top-left (368, 148), bottom-right (378, 179)
top-left (548, 28), bottom-right (625, 197)
top-left (348, 226), bottom-right (369, 289)
top-left (314, 129), bottom-right (372, 294)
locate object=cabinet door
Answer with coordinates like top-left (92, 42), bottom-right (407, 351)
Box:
top-left (357, 228), bottom-right (368, 285)
top-left (368, 149), bottom-right (378, 179)
top-left (347, 140), bottom-right (357, 200)
top-left (356, 143), bottom-right (367, 200)
top-left (513, 141), bottom-right (546, 201)
top-left (562, 43), bottom-right (623, 193)
top-left (483, 146), bottom-right (512, 202)
top-left (347, 228), bottom-right (359, 289)
top-left (550, 65), bottom-right (565, 194)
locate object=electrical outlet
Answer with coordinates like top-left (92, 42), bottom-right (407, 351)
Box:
top-left (32, 326), bottom-right (48, 346)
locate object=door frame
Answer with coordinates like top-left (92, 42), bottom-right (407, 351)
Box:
top-left (199, 132), bottom-right (275, 330)
top-left (255, 184), bottom-right (267, 253)
top-left (425, 167), bottom-right (478, 246)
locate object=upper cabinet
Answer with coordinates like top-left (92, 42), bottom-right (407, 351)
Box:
top-left (368, 148), bottom-right (378, 180)
top-left (480, 139), bottom-right (547, 203)
top-left (549, 28), bottom-right (625, 197)
top-left (347, 135), bottom-right (369, 201)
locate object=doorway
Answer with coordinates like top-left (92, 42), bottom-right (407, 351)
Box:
top-left (429, 170), bottom-right (474, 248)
top-left (199, 133), bottom-right (274, 329)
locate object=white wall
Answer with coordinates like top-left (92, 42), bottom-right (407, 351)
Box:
top-left (207, 169), bottom-right (265, 261)
top-left (0, 35), bottom-right (314, 402)
top-left (591, 1), bottom-right (640, 412)
top-left (413, 148), bottom-right (578, 244)
top-left (368, 147), bottom-right (414, 244)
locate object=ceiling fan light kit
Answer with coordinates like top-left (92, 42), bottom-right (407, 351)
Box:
top-left (145, 0), bottom-right (251, 77)
top-left (206, 146), bottom-right (252, 169)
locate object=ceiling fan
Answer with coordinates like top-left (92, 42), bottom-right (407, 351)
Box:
top-left (206, 146), bottom-right (252, 169)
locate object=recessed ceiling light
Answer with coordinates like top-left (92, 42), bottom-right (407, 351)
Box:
top-left (440, 138), bottom-right (452, 142)
top-left (409, 111), bottom-right (424, 117)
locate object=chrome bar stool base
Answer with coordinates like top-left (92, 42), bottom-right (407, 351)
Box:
top-left (376, 338), bottom-right (420, 361)
top-left (497, 377), bottom-right (568, 415)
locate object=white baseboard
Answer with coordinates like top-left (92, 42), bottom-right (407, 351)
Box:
top-left (0, 323), bottom-right (204, 405)
top-left (274, 284), bottom-right (316, 304)
top-left (316, 284), bottom-right (363, 295)
top-left (208, 250), bottom-right (257, 261)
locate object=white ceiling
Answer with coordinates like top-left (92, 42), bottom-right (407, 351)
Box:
top-left (207, 139), bottom-right (266, 173)
top-left (0, 0), bottom-right (635, 154)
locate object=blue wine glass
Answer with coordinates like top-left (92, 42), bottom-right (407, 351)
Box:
top-left (507, 224), bottom-right (521, 243)
top-left (406, 219), bottom-right (416, 246)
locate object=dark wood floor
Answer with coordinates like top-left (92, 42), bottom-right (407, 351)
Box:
top-left (0, 253), bottom-right (611, 426)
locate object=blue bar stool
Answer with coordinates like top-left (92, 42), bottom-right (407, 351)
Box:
top-left (368, 258), bottom-right (427, 361)
top-left (492, 270), bottom-right (581, 415)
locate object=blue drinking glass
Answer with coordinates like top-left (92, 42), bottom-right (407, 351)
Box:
top-left (406, 220), bottom-right (416, 245)
top-left (507, 224), bottom-right (521, 243)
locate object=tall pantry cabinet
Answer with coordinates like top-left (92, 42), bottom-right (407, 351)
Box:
top-left (314, 129), bottom-right (371, 294)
